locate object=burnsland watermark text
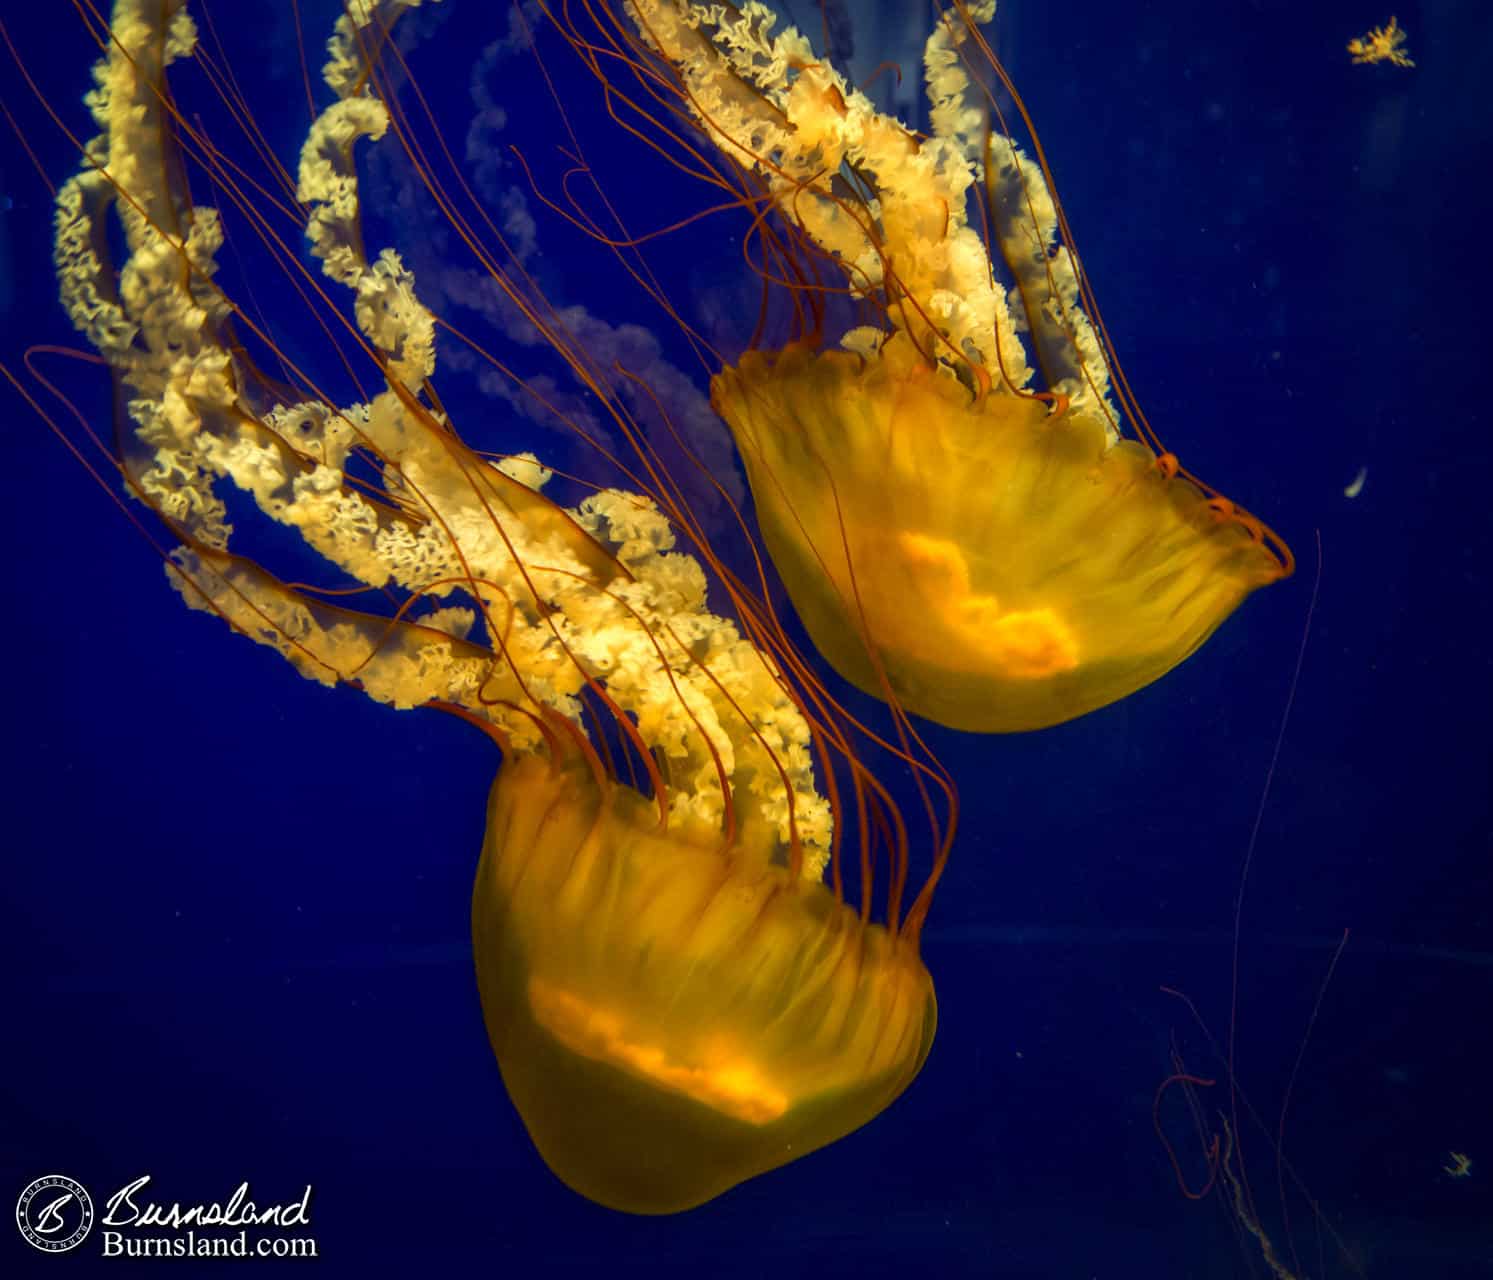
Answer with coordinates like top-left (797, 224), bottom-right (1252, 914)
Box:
top-left (100, 1176), bottom-right (316, 1259)
top-left (16, 1173), bottom-right (318, 1260)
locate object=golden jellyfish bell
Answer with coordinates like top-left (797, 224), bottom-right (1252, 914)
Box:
top-left (619, 0), bottom-right (1292, 732)
top-left (474, 753), bottom-right (934, 1214)
top-left (40, 0), bottom-right (944, 1214)
top-left (714, 337), bottom-right (1287, 734)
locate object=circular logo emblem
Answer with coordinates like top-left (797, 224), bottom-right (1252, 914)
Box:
top-left (15, 1175), bottom-right (94, 1254)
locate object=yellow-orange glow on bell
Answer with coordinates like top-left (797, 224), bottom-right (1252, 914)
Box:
top-left (528, 979), bottom-right (790, 1126)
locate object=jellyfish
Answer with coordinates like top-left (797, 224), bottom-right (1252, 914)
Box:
top-left (46, 0), bottom-right (943, 1214)
top-left (593, 0), bottom-right (1294, 732)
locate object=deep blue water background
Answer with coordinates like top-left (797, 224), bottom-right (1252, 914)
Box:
top-left (2, 1), bottom-right (1489, 1275)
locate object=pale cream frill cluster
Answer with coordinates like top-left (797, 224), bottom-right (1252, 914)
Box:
top-left (54, 0), bottom-right (830, 872)
top-left (625, 0), bottom-right (1116, 427)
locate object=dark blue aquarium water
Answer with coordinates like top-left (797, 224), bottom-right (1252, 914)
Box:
top-left (2, 1), bottom-right (1489, 1275)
